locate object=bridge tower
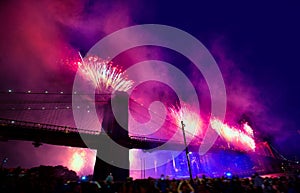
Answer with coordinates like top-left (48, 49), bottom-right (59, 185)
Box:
top-left (93, 91), bottom-right (130, 181)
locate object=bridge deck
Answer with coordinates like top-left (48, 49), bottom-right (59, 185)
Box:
top-left (0, 118), bottom-right (199, 151)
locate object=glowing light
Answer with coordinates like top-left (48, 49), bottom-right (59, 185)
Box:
top-left (243, 122), bottom-right (254, 137)
top-left (225, 172), bottom-right (232, 177)
top-left (211, 118), bottom-right (255, 151)
top-left (169, 103), bottom-right (202, 137)
top-left (78, 55), bottom-right (134, 93)
top-left (8, 89), bottom-right (12, 93)
top-left (69, 151), bottom-right (85, 173)
top-left (64, 148), bottom-right (96, 176)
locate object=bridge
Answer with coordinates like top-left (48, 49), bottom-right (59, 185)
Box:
top-left (0, 90), bottom-right (203, 149)
top-left (0, 90), bottom-right (285, 180)
top-left (0, 90), bottom-right (206, 180)
top-left (0, 117), bottom-right (197, 151)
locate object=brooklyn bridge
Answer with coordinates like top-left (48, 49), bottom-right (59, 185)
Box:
top-left (0, 90), bottom-right (284, 181)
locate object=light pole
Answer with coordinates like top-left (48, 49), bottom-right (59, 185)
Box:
top-left (181, 121), bottom-right (193, 182)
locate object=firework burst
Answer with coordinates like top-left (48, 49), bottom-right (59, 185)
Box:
top-left (243, 122), bottom-right (254, 137)
top-left (78, 55), bottom-right (134, 93)
top-left (211, 118), bottom-right (255, 151)
top-left (67, 148), bottom-right (96, 176)
top-left (168, 103), bottom-right (202, 138)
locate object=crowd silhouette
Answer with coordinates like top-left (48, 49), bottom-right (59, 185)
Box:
top-left (0, 166), bottom-right (299, 193)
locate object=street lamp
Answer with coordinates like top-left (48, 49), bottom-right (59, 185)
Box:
top-left (181, 121), bottom-right (193, 182)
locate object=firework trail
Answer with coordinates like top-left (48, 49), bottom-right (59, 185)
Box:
top-left (211, 118), bottom-right (255, 151)
top-left (77, 54), bottom-right (134, 93)
top-left (242, 122), bottom-right (254, 137)
top-left (168, 103), bottom-right (202, 138)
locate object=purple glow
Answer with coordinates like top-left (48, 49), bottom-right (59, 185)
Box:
top-left (129, 146), bottom-right (278, 179)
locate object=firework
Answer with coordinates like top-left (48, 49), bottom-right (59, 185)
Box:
top-left (243, 122), bottom-right (254, 137)
top-left (67, 148), bottom-right (96, 176)
top-left (211, 118), bottom-right (255, 151)
top-left (168, 103), bottom-right (202, 138)
top-left (69, 151), bottom-right (85, 173)
top-left (78, 54), bottom-right (134, 93)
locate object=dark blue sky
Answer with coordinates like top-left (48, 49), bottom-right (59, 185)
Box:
top-left (126, 1), bottom-right (300, 158)
top-left (142, 1), bottom-right (300, 158)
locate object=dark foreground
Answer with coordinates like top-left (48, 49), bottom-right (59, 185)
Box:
top-left (0, 166), bottom-right (299, 193)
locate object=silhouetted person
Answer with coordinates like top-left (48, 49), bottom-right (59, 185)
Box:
top-left (253, 173), bottom-right (263, 193)
top-left (105, 172), bottom-right (114, 193)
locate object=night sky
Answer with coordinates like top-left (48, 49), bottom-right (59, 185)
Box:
top-left (0, 0), bottom-right (300, 172)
